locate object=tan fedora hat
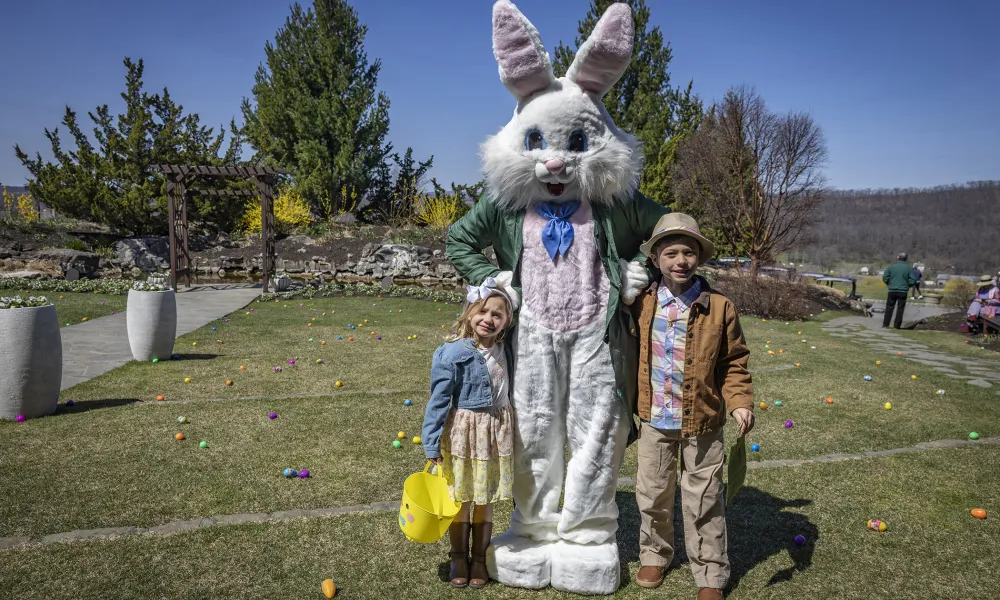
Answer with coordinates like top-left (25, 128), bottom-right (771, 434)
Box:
top-left (639, 212), bottom-right (715, 264)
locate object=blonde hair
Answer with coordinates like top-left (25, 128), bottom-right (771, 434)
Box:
top-left (445, 295), bottom-right (512, 344)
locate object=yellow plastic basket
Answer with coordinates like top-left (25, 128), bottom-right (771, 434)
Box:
top-left (399, 461), bottom-right (462, 543)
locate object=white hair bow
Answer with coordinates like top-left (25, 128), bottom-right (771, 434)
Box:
top-left (467, 277), bottom-right (500, 304)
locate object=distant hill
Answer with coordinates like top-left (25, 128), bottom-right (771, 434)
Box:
top-left (794, 181), bottom-right (1000, 275)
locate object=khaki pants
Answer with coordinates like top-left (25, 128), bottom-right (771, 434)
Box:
top-left (635, 422), bottom-right (729, 589)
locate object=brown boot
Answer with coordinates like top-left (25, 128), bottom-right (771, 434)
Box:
top-left (469, 521), bottom-right (492, 589)
top-left (697, 588), bottom-right (724, 600)
top-left (448, 521), bottom-right (470, 588)
top-left (636, 565), bottom-right (665, 589)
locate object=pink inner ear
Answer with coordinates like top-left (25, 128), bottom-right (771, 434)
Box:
top-left (493, 3), bottom-right (552, 98)
top-left (569, 4), bottom-right (633, 95)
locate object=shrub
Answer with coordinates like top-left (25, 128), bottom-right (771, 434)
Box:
top-left (0, 277), bottom-right (134, 295)
top-left (63, 238), bottom-right (89, 252)
top-left (414, 193), bottom-right (465, 233)
top-left (942, 278), bottom-right (977, 309)
top-left (241, 187), bottom-right (313, 235)
top-left (260, 282), bottom-right (464, 305)
top-left (131, 280), bottom-right (170, 291)
top-left (708, 271), bottom-right (852, 320)
top-left (0, 295), bottom-right (50, 309)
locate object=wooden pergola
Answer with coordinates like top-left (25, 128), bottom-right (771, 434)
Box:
top-left (152, 165), bottom-right (288, 293)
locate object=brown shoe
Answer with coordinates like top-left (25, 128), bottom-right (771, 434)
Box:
top-left (635, 565), bottom-right (665, 589)
top-left (697, 588), bottom-right (724, 600)
top-left (469, 521), bottom-right (492, 589)
top-left (448, 521), bottom-right (470, 588)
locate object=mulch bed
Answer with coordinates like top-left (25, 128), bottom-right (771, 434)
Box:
top-left (915, 310), bottom-right (1000, 353)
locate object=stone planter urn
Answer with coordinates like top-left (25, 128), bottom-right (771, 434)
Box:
top-left (924, 293), bottom-right (942, 306)
top-left (270, 273), bottom-right (292, 292)
top-left (0, 304), bottom-right (62, 420)
top-left (126, 289), bottom-right (177, 362)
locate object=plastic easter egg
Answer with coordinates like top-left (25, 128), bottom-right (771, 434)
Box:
top-left (412, 437), bottom-right (421, 444)
top-left (750, 443), bottom-right (760, 452)
top-left (348, 337), bottom-right (354, 341)
top-left (184, 377), bottom-right (192, 383)
top-left (864, 375), bottom-right (872, 381)
top-left (240, 365), bottom-right (246, 371)
top-left (298, 469), bottom-right (310, 478)
top-left (795, 363), bottom-right (801, 368)
top-left (404, 399), bottom-right (413, 406)
top-left (14, 414), bottom-right (25, 423)
top-left (289, 360), bottom-right (295, 365)
top-left (397, 431), bottom-right (406, 439)
top-left (971, 508), bottom-right (987, 519)
top-left (156, 395), bottom-right (166, 401)
top-left (284, 468), bottom-right (295, 478)
top-left (898, 352), bottom-right (903, 356)
top-left (321, 340), bottom-right (327, 345)
top-left (175, 433), bottom-right (184, 440)
top-left (152, 358), bottom-right (159, 363)
top-left (774, 401), bottom-right (783, 407)
top-left (758, 402), bottom-right (767, 409)
top-left (338, 336), bottom-right (343, 340)
top-left (225, 379), bottom-right (233, 386)
top-left (784, 420), bottom-right (793, 428)
top-left (308, 338), bottom-right (313, 342)
top-left (199, 441), bottom-right (208, 449)
top-left (867, 519), bottom-right (887, 532)
top-left (875, 361), bottom-right (881, 366)
top-left (794, 535), bottom-right (805, 547)
top-left (911, 375), bottom-right (917, 380)
top-left (212, 327), bottom-right (216, 331)
top-left (177, 416), bottom-right (187, 423)
top-left (392, 440), bottom-right (402, 449)
top-left (268, 412), bottom-right (278, 420)
top-left (322, 579), bottom-right (337, 598)
top-left (884, 402), bottom-right (892, 410)
top-left (377, 336), bottom-right (382, 340)
top-left (173, 354), bottom-right (180, 359)
top-left (66, 400), bottom-right (74, 407)
top-left (826, 397), bottom-right (834, 404)
top-left (969, 432), bottom-right (980, 440)
top-left (335, 380), bottom-right (343, 388)
top-left (316, 359), bottom-right (323, 364)
top-left (192, 342), bottom-right (197, 347)
top-left (936, 389), bottom-right (945, 396)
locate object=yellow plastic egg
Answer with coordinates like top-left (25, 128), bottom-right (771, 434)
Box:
top-left (884, 402), bottom-right (892, 410)
top-left (397, 431), bottom-right (405, 439)
top-left (412, 436), bottom-right (421, 444)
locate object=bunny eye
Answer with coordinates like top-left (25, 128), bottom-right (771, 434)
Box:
top-left (525, 129), bottom-right (546, 151)
top-left (568, 130), bottom-right (588, 152)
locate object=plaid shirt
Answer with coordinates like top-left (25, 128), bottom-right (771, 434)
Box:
top-left (648, 279), bottom-right (702, 430)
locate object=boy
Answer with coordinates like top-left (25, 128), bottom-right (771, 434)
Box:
top-left (628, 213), bottom-right (755, 600)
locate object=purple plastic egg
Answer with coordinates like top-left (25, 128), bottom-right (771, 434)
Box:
top-left (268, 412), bottom-right (278, 420)
top-left (794, 535), bottom-right (806, 547)
top-left (15, 414), bottom-right (26, 422)
top-left (66, 400), bottom-right (75, 407)
top-left (289, 359), bottom-right (295, 365)
top-left (377, 336), bottom-right (382, 341)
top-left (784, 420), bottom-right (793, 428)
top-left (298, 469), bottom-right (310, 478)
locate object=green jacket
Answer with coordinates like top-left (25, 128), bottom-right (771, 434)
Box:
top-left (883, 261), bottom-right (916, 293)
top-left (445, 190), bottom-right (669, 442)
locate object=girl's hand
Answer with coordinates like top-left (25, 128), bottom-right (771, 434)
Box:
top-left (431, 457), bottom-right (443, 465)
top-left (732, 408), bottom-right (755, 436)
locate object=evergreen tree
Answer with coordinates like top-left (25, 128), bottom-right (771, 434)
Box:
top-left (552, 0), bottom-right (702, 204)
top-left (241, 0), bottom-right (392, 219)
top-left (14, 58), bottom-right (238, 235)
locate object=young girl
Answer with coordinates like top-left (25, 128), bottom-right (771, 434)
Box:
top-left (422, 277), bottom-right (514, 589)
top-left (629, 213), bottom-right (754, 600)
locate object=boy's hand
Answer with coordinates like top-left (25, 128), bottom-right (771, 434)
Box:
top-left (620, 259), bottom-right (649, 305)
top-left (732, 408), bottom-right (754, 436)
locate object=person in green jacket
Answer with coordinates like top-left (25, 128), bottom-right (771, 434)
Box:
top-left (882, 252), bottom-right (917, 328)
top-left (442, 3), bottom-right (668, 595)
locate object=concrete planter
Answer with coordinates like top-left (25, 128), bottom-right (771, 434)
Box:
top-left (0, 304), bottom-right (62, 420)
top-left (924, 294), bottom-right (942, 305)
top-left (126, 289), bottom-right (177, 362)
top-left (271, 274), bottom-right (292, 291)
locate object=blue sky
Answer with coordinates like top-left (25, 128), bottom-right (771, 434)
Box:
top-left (1, 0), bottom-right (997, 191)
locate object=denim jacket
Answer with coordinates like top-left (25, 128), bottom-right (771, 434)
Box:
top-left (422, 339), bottom-right (499, 460)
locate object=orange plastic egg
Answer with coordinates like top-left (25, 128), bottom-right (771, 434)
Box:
top-left (758, 402), bottom-right (766, 409)
top-left (156, 395), bottom-right (165, 401)
top-left (175, 433), bottom-right (184, 440)
top-left (225, 379), bottom-right (234, 386)
top-left (971, 508), bottom-right (987, 519)
top-left (826, 397), bottom-right (834, 404)
top-left (321, 579), bottom-right (337, 598)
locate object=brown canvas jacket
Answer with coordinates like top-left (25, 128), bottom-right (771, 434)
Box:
top-left (630, 275), bottom-right (754, 437)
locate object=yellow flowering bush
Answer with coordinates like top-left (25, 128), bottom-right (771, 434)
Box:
top-left (241, 187), bottom-right (313, 235)
top-left (1, 187), bottom-right (39, 222)
top-left (414, 193), bottom-right (464, 232)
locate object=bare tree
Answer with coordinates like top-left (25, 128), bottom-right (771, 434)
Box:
top-left (673, 85), bottom-right (828, 272)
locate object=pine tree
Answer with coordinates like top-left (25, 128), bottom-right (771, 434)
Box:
top-left (552, 0), bottom-right (702, 204)
top-left (241, 0), bottom-right (393, 219)
top-left (14, 58), bottom-right (236, 235)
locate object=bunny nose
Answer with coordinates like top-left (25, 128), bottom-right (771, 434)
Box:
top-left (544, 159), bottom-right (565, 174)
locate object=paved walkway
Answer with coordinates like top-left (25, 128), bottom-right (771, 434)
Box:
top-left (60, 284), bottom-right (261, 390)
top-left (3, 434), bottom-right (995, 550)
top-left (822, 314), bottom-right (1000, 392)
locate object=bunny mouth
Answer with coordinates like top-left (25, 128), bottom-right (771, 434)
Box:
top-left (546, 183), bottom-right (565, 196)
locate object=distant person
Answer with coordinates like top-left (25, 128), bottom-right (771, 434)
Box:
top-left (882, 252), bottom-right (916, 328)
top-left (909, 264), bottom-right (923, 300)
top-left (968, 274), bottom-right (999, 320)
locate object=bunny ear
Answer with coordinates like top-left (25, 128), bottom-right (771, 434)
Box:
top-left (492, 1), bottom-right (556, 101)
top-left (565, 2), bottom-right (634, 97)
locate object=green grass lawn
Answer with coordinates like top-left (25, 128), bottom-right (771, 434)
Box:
top-left (2, 296), bottom-right (999, 599)
top-left (3, 289), bottom-right (127, 327)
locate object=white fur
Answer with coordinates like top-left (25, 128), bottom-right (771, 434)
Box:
top-left (481, 79), bottom-right (642, 210)
top-left (550, 540), bottom-right (621, 595)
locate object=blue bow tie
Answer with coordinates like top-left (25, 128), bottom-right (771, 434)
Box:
top-left (535, 200), bottom-right (580, 261)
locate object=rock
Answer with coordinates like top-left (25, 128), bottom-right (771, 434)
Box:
top-left (114, 237), bottom-right (169, 272)
top-left (433, 249), bottom-right (442, 257)
top-left (435, 263), bottom-right (459, 279)
top-left (0, 270), bottom-right (46, 279)
top-left (285, 235), bottom-right (317, 246)
top-left (22, 248), bottom-right (100, 278)
top-left (371, 244), bottom-right (433, 275)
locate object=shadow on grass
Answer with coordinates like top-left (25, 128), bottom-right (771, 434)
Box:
top-left (170, 354), bottom-right (221, 361)
top-left (616, 486), bottom-right (817, 591)
top-left (54, 398), bottom-right (144, 415)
